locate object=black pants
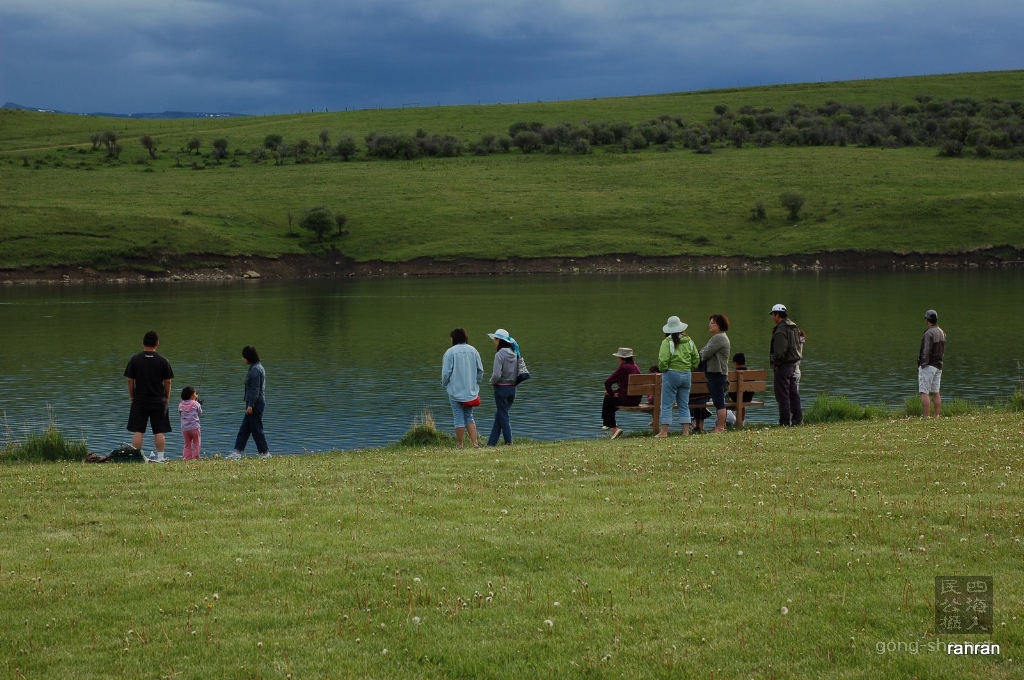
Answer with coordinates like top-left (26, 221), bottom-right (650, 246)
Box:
top-left (773, 364), bottom-right (803, 425)
top-left (234, 399), bottom-right (270, 453)
top-left (602, 394), bottom-right (630, 428)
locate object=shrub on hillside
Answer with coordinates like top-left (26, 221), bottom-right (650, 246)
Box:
top-left (263, 134), bottom-right (283, 151)
top-left (300, 206), bottom-right (342, 241)
top-left (139, 134), bottom-right (157, 158)
top-left (508, 121), bottom-right (544, 137)
top-left (628, 132), bottom-right (649, 150)
top-left (780, 193), bottom-right (806, 220)
top-left (570, 138), bottom-right (590, 155)
top-left (334, 135), bottom-right (357, 161)
top-left (511, 131), bottom-right (542, 154)
top-left (939, 140), bottom-right (964, 157)
top-left (212, 138), bottom-right (228, 163)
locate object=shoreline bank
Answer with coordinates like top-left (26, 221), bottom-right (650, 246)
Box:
top-left (2, 246), bottom-right (1023, 285)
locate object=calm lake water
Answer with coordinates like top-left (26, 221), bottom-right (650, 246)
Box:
top-left (1, 270), bottom-right (1021, 455)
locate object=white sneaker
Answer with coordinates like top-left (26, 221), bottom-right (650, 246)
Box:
top-left (145, 451), bottom-right (165, 463)
top-left (610, 428), bottom-right (624, 440)
top-left (259, 452), bottom-right (272, 459)
top-left (225, 452), bottom-right (242, 460)
top-left (601, 426), bottom-right (611, 430)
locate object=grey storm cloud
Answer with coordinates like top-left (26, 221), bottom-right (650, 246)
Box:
top-left (1, 0), bottom-right (1022, 114)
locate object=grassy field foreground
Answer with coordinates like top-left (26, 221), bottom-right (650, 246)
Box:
top-left (1, 415), bottom-right (1022, 678)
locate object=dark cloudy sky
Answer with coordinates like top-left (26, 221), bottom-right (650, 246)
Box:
top-left (1, 0), bottom-right (1021, 114)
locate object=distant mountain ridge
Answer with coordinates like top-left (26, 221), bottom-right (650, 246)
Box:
top-left (2, 102), bottom-right (247, 119)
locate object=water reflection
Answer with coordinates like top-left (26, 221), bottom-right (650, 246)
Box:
top-left (0, 270), bottom-right (1020, 454)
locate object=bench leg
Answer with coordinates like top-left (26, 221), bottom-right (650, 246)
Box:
top-left (652, 402), bottom-right (661, 432)
top-left (736, 402), bottom-right (745, 428)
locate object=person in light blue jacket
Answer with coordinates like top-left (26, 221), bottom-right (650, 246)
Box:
top-left (441, 327), bottom-right (484, 448)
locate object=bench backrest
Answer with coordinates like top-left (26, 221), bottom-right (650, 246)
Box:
top-left (627, 369), bottom-right (768, 396)
top-left (626, 373), bottom-right (661, 396)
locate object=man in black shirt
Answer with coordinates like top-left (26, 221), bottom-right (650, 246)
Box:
top-left (124, 330), bottom-right (174, 462)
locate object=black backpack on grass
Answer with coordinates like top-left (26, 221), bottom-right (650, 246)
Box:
top-left (85, 445), bottom-right (145, 464)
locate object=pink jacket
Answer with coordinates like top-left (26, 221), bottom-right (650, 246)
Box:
top-left (178, 399), bottom-right (202, 432)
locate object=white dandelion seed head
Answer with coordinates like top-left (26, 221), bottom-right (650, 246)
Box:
top-left (781, 606), bottom-right (789, 615)
top-left (413, 577), bottom-right (421, 584)
top-left (553, 602), bottom-right (560, 607)
top-left (213, 593), bottom-right (219, 600)
top-left (544, 619), bottom-right (554, 628)
top-left (412, 616), bottom-right (421, 625)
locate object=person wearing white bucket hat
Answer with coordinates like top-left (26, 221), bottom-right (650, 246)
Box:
top-left (657, 316), bottom-right (700, 437)
top-left (486, 328), bottom-right (520, 446)
top-left (602, 347), bottom-right (642, 439)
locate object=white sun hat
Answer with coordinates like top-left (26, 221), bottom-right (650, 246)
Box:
top-left (662, 316), bottom-right (688, 334)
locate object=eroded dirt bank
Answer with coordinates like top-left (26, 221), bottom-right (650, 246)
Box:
top-left (2, 246), bottom-right (1023, 285)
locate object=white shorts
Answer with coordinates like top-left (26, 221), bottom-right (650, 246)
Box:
top-left (918, 365), bottom-right (942, 394)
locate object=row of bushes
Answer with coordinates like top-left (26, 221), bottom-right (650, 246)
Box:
top-left (85, 94), bottom-right (1024, 165)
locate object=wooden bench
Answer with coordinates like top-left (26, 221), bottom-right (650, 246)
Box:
top-left (621, 369), bottom-right (768, 431)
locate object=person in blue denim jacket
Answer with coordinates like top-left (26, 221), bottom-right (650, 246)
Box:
top-left (441, 327), bottom-right (483, 448)
top-left (227, 345), bottom-right (271, 459)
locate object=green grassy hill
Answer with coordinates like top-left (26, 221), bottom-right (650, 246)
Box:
top-left (2, 71), bottom-right (1023, 270)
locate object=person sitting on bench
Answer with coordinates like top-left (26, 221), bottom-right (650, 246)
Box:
top-left (603, 348), bottom-right (642, 439)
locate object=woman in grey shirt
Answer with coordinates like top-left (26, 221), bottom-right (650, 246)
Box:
top-left (700, 314), bottom-right (731, 433)
top-left (486, 328), bottom-right (520, 446)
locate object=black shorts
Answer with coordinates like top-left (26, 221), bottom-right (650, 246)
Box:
top-left (127, 400), bottom-right (172, 435)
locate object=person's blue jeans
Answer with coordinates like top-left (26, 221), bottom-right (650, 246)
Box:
top-left (449, 398), bottom-right (476, 429)
top-left (234, 399), bottom-right (269, 453)
top-left (660, 370), bottom-right (692, 427)
top-left (488, 385), bottom-right (516, 445)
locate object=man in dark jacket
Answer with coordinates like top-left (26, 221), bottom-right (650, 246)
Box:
top-left (769, 304), bottom-right (802, 426)
top-left (918, 309), bottom-right (946, 418)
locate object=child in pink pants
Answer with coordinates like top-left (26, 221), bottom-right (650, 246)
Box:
top-left (178, 386), bottom-right (203, 460)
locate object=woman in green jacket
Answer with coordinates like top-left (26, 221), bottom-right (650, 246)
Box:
top-left (657, 315), bottom-right (700, 437)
